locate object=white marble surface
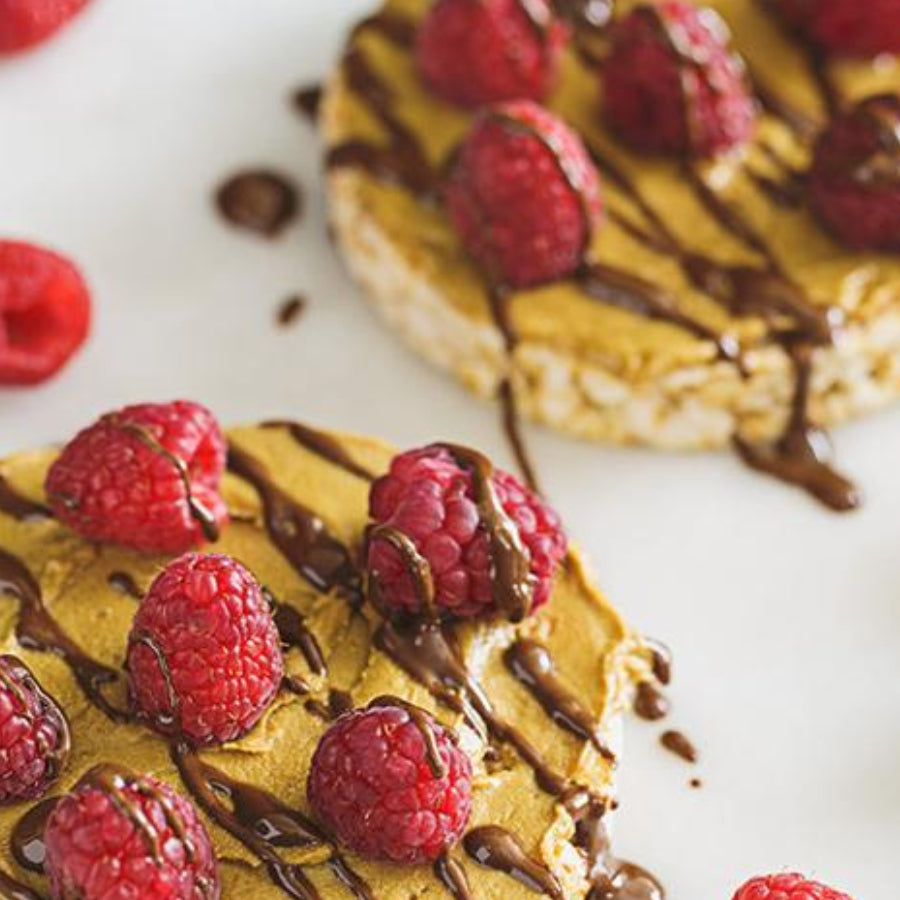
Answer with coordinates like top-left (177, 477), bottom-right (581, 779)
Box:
top-left (1, 2), bottom-right (897, 897)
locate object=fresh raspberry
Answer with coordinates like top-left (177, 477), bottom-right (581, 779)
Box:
top-left (604, 2), bottom-right (757, 158)
top-left (444, 100), bottom-right (602, 288)
top-left (367, 443), bottom-right (567, 620)
top-left (45, 400), bottom-right (228, 554)
top-left (772, 0), bottom-right (900, 58)
top-left (307, 700), bottom-right (472, 864)
top-left (415, 0), bottom-right (568, 109)
top-left (0, 0), bottom-right (91, 53)
top-left (127, 552), bottom-right (284, 746)
top-left (809, 94), bottom-right (900, 252)
top-left (0, 241), bottom-right (90, 385)
top-left (733, 873), bottom-right (853, 900)
top-left (0, 655), bottom-right (69, 803)
top-left (44, 765), bottom-right (220, 900)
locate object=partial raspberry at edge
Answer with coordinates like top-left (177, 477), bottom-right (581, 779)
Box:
top-left (0, 241), bottom-right (91, 386)
top-left (772, 0), bottom-right (900, 58)
top-left (367, 443), bottom-right (568, 620)
top-left (415, 0), bottom-right (568, 108)
top-left (0, 0), bottom-right (93, 54)
top-left (444, 99), bottom-right (602, 288)
top-left (732, 872), bottom-right (854, 900)
top-left (603, 1), bottom-right (758, 158)
top-left (45, 400), bottom-right (229, 554)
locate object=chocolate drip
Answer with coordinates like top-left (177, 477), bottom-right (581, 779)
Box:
top-left (633, 682), bottom-right (669, 721)
top-left (504, 640), bottom-right (614, 759)
top-left (0, 868), bottom-right (46, 900)
top-left (647, 641), bottom-right (672, 686)
top-left (111, 421), bottom-right (220, 543)
top-left (349, 10), bottom-right (418, 47)
top-left (434, 853), bottom-right (473, 900)
top-left (107, 571), bottom-right (143, 600)
top-left (734, 345), bottom-right (860, 511)
top-left (227, 444), bottom-right (362, 603)
top-left (0, 549), bottom-right (127, 723)
top-left (294, 85), bottom-right (323, 121)
top-left (171, 743), bottom-right (373, 900)
top-left (498, 379), bottom-right (541, 494)
top-left (0, 477), bottom-right (51, 523)
top-left (10, 797), bottom-right (57, 872)
top-left (566, 795), bottom-right (665, 900)
top-left (273, 602), bottom-right (328, 677)
top-left (304, 688), bottom-right (353, 722)
top-left (263, 421), bottom-right (376, 482)
top-left (463, 826), bottom-right (563, 898)
top-left (660, 730), bottom-right (698, 763)
top-left (369, 695), bottom-right (447, 778)
top-left (277, 295), bottom-right (307, 329)
top-left (367, 523), bottom-right (437, 620)
top-left (436, 444), bottom-right (534, 623)
top-left (215, 170), bottom-right (300, 238)
top-left (376, 619), bottom-right (572, 796)
top-left (747, 144), bottom-right (807, 208)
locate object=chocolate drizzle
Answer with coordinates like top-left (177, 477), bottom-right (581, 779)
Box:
top-left (0, 549), bottom-right (127, 723)
top-left (273, 602), bottom-right (328, 677)
top-left (463, 826), bottom-right (563, 898)
top-left (0, 868), bottom-right (46, 900)
top-left (436, 444), bottom-right (534, 623)
top-left (368, 695), bottom-right (447, 778)
top-left (504, 640), bottom-right (614, 758)
top-left (304, 688), bottom-right (353, 722)
top-left (660, 730), bottom-right (698, 763)
top-left (107, 571), bottom-right (143, 600)
top-left (633, 682), bottom-right (669, 721)
top-left (367, 522), bottom-right (437, 620)
top-left (215, 170), bottom-right (300, 238)
top-left (434, 853), bottom-right (473, 900)
top-left (11, 797), bottom-right (57, 873)
top-left (263, 421), bottom-right (376, 482)
top-left (0, 477), bottom-right (51, 523)
top-left (171, 743), bottom-right (373, 900)
top-left (227, 444), bottom-right (363, 603)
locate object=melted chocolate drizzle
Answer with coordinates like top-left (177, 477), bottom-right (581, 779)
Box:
top-left (0, 868), bottom-right (46, 900)
top-left (227, 444), bottom-right (363, 603)
top-left (11, 797), bottom-right (57, 873)
top-left (272, 600), bottom-right (328, 677)
top-left (504, 640), bottom-right (614, 758)
top-left (433, 853), bottom-right (473, 900)
top-left (0, 549), bottom-right (127, 723)
top-left (107, 571), bottom-right (143, 600)
top-left (263, 421), bottom-right (376, 482)
top-left (304, 688), bottom-right (353, 723)
top-left (633, 682), bottom-right (670, 722)
top-left (464, 826), bottom-right (563, 898)
top-left (367, 523), bottom-right (437, 620)
top-left (368, 695), bottom-right (447, 778)
top-left (215, 170), bottom-right (300, 238)
top-left (0, 477), bottom-right (51, 523)
top-left (660, 730), bottom-right (698, 764)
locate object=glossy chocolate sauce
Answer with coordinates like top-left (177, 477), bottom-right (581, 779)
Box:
top-left (660, 730), bottom-right (698, 764)
top-left (277, 295), bottom-right (307, 329)
top-left (107, 570), bottom-right (143, 600)
top-left (633, 681), bottom-right (670, 722)
top-left (263, 420), bottom-right (377, 482)
top-left (437, 444), bottom-right (534, 623)
top-left (294, 84), bottom-right (323, 121)
top-left (113, 421), bottom-right (221, 543)
top-left (0, 477), bottom-right (51, 523)
top-left (367, 523), bottom-right (437, 620)
top-left (304, 688), bottom-right (353, 722)
top-left (0, 549), bottom-right (127, 723)
top-left (369, 695), bottom-right (447, 778)
top-left (227, 444), bottom-right (363, 603)
top-left (273, 601), bottom-right (328, 677)
top-left (464, 826), bottom-right (563, 898)
top-left (10, 797), bottom-right (57, 873)
top-left (215, 170), bottom-right (300, 238)
top-left (434, 852), bottom-right (473, 900)
top-left (504, 639), bottom-right (615, 760)
top-left (0, 868), bottom-right (45, 900)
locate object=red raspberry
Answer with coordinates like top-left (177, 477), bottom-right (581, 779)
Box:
top-left (45, 400), bottom-right (228, 554)
top-left (367, 444), bottom-right (567, 620)
top-left (773, 0), bottom-right (900, 58)
top-left (415, 0), bottom-right (568, 109)
top-left (733, 873), bottom-right (853, 900)
top-left (44, 765), bottom-right (220, 900)
top-left (604, 2), bottom-right (757, 158)
top-left (0, 655), bottom-right (69, 803)
top-left (0, 241), bottom-right (90, 386)
top-left (444, 100), bottom-right (602, 288)
top-left (127, 552), bottom-right (284, 746)
top-left (809, 94), bottom-right (900, 253)
top-left (307, 700), bottom-right (472, 863)
top-left (0, 0), bottom-right (91, 53)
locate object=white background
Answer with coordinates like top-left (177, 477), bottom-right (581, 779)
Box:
top-left (1, 2), bottom-right (898, 897)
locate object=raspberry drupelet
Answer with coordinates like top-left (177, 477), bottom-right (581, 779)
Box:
top-left (367, 443), bottom-right (567, 620)
top-left (307, 700), bottom-right (473, 864)
top-left (127, 552), bottom-right (284, 746)
top-left (45, 400), bottom-right (228, 554)
top-left (603, 1), bottom-right (758, 158)
top-left (44, 765), bottom-right (220, 900)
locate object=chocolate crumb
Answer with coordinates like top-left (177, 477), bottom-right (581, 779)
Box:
top-left (215, 170), bottom-right (300, 238)
top-left (277, 295), bottom-right (307, 329)
top-left (660, 730), bottom-right (698, 763)
top-left (294, 84), bottom-right (323, 121)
